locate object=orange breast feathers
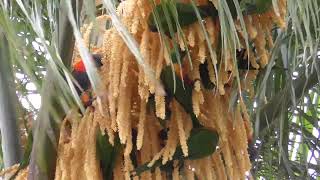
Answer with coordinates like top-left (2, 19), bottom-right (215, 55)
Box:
top-left (73, 60), bottom-right (86, 73)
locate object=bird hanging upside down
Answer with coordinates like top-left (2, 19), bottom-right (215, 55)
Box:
top-left (72, 54), bottom-right (103, 107)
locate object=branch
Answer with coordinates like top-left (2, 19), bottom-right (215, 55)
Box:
top-left (58, 0), bottom-right (79, 69)
top-left (290, 161), bottom-right (320, 174)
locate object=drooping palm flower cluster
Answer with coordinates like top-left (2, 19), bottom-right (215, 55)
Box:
top-left (54, 0), bottom-right (287, 179)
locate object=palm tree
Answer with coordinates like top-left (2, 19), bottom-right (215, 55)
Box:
top-left (0, 0), bottom-right (319, 179)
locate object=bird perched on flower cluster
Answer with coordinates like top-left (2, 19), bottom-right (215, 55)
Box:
top-left (72, 53), bottom-right (103, 107)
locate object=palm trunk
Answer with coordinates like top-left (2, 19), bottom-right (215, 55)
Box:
top-left (0, 31), bottom-right (22, 168)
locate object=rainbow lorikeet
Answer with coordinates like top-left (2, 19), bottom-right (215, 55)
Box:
top-left (72, 54), bottom-right (103, 107)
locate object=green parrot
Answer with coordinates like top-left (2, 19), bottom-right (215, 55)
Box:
top-left (96, 131), bottom-right (121, 180)
top-left (132, 127), bottom-right (219, 176)
top-left (240, 0), bottom-right (273, 14)
top-left (160, 65), bottom-right (204, 127)
top-left (148, 0), bottom-right (274, 35)
top-left (148, 2), bottom-right (218, 35)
